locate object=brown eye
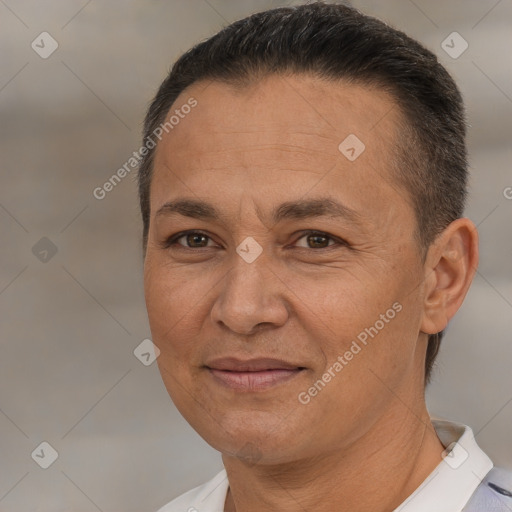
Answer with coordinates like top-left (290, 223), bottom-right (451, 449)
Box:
top-left (181, 233), bottom-right (210, 248)
top-left (295, 231), bottom-right (339, 249)
top-left (308, 234), bottom-right (330, 248)
top-left (163, 231), bottom-right (216, 249)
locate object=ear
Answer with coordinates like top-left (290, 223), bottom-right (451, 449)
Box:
top-left (421, 218), bottom-right (479, 335)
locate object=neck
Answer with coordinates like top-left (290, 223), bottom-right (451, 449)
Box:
top-left (222, 404), bottom-right (445, 512)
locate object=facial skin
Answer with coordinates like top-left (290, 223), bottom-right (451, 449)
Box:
top-left (143, 74), bottom-right (478, 512)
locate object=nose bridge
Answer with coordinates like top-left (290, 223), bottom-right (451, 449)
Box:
top-left (211, 243), bottom-right (288, 334)
top-left (230, 253), bottom-right (265, 303)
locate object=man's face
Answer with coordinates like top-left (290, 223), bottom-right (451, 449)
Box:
top-left (144, 74), bottom-right (429, 463)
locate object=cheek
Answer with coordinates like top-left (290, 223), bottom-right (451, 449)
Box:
top-left (306, 268), bottom-right (420, 376)
top-left (144, 260), bottom-right (207, 361)
top-left (145, 265), bottom-right (208, 412)
top-left (145, 255), bottom-right (206, 316)
top-left (300, 271), bottom-right (395, 332)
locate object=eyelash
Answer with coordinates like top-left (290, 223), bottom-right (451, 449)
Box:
top-left (162, 230), bottom-right (347, 251)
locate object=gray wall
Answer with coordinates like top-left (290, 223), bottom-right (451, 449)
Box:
top-left (1, 1), bottom-right (511, 510)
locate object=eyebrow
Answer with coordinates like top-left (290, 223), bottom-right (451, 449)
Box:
top-left (155, 197), bottom-right (363, 225)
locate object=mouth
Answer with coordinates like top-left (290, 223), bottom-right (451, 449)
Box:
top-left (205, 357), bottom-right (307, 391)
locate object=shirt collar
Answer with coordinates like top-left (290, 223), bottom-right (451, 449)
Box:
top-left (393, 418), bottom-right (494, 512)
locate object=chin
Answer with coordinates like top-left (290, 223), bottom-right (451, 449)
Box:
top-left (192, 411), bottom-right (310, 464)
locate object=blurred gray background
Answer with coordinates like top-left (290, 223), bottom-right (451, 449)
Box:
top-left (0, 0), bottom-right (511, 510)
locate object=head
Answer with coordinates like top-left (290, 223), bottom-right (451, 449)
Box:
top-left (139, 2), bottom-right (478, 464)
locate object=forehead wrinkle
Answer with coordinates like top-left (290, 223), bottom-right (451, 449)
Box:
top-left (169, 139), bottom-right (338, 160)
top-left (155, 196), bottom-right (365, 229)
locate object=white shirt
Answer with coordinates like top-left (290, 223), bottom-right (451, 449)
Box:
top-left (156, 418), bottom-right (494, 512)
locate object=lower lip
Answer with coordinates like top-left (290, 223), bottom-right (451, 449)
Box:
top-left (208, 368), bottom-right (303, 391)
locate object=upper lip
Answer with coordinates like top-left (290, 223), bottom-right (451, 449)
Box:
top-left (205, 357), bottom-right (303, 372)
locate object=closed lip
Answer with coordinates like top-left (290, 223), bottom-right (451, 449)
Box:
top-left (205, 357), bottom-right (305, 372)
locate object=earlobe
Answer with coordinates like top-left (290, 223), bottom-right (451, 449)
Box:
top-left (420, 218), bottom-right (479, 335)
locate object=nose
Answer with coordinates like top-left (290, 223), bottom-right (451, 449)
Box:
top-left (210, 253), bottom-right (289, 336)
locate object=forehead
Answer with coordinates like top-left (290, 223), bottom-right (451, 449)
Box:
top-left (161, 73), bottom-right (400, 150)
top-left (149, 74), bottom-right (410, 222)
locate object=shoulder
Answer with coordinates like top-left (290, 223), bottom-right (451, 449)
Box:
top-left (155, 469), bottom-right (229, 512)
top-left (463, 466), bottom-right (512, 511)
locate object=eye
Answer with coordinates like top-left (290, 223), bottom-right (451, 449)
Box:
top-left (162, 230), bottom-right (347, 251)
top-left (293, 230), bottom-right (345, 249)
top-left (163, 230), bottom-right (217, 249)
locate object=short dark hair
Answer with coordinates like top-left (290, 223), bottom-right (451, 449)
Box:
top-left (138, 1), bottom-right (468, 386)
